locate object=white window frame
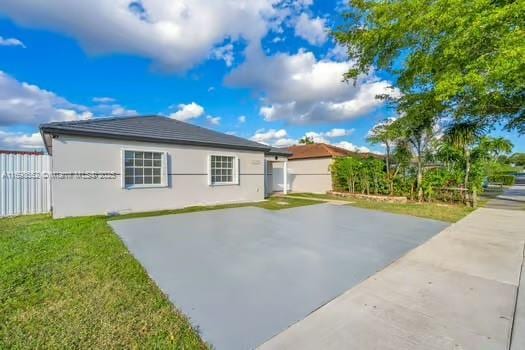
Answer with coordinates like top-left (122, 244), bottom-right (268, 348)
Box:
top-left (208, 153), bottom-right (239, 186)
top-left (121, 148), bottom-right (168, 189)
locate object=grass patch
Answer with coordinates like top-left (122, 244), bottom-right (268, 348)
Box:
top-left (0, 214), bottom-right (207, 349)
top-left (109, 196), bottom-right (322, 221)
top-left (290, 193), bottom-right (476, 223)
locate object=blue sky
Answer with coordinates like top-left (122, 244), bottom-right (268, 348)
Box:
top-left (0, 0), bottom-right (522, 152)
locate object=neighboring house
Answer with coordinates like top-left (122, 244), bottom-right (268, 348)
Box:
top-left (40, 115), bottom-right (290, 218)
top-left (279, 143), bottom-right (383, 194)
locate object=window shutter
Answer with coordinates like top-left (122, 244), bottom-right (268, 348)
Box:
top-left (120, 149), bottom-right (126, 189)
top-left (161, 152), bottom-right (168, 187)
top-left (235, 157), bottom-right (240, 185)
top-left (207, 155), bottom-right (212, 186)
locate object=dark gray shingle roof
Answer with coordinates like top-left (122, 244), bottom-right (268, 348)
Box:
top-left (267, 147), bottom-right (293, 156)
top-left (40, 115), bottom-right (270, 152)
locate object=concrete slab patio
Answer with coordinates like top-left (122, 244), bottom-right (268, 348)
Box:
top-left (260, 186), bottom-right (525, 350)
top-left (110, 203), bottom-right (447, 350)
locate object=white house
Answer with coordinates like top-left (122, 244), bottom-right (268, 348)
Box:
top-left (40, 115), bottom-right (290, 218)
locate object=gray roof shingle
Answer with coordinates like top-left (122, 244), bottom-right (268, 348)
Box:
top-left (40, 115), bottom-right (270, 152)
top-left (267, 147), bottom-right (293, 156)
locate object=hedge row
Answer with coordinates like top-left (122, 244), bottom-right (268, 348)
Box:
top-left (487, 174), bottom-right (516, 185)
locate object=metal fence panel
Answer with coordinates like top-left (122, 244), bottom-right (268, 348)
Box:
top-left (0, 153), bottom-right (51, 217)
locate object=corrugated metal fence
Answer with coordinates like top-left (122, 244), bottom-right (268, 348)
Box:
top-left (0, 153), bottom-right (51, 217)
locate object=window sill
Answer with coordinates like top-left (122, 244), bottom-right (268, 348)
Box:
top-left (124, 184), bottom-right (168, 189)
top-left (210, 182), bottom-right (238, 187)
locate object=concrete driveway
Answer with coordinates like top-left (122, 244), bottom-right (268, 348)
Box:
top-left (110, 204), bottom-right (448, 350)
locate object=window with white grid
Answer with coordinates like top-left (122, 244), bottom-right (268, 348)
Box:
top-left (210, 155), bottom-right (235, 184)
top-left (124, 150), bottom-right (164, 187)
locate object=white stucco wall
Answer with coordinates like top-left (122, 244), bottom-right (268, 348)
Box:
top-left (50, 135), bottom-right (265, 218)
top-left (281, 157), bottom-right (333, 193)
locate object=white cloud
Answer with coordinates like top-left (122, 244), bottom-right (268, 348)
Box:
top-left (294, 13), bottom-right (328, 46)
top-left (303, 128), bottom-right (353, 143)
top-left (108, 105), bottom-right (138, 117)
top-left (326, 43), bottom-right (347, 61)
top-left (273, 137), bottom-right (297, 147)
top-left (238, 115), bottom-right (246, 123)
top-left (227, 48), bottom-right (399, 124)
top-left (0, 70), bottom-right (93, 126)
top-left (168, 102), bottom-right (204, 121)
top-left (250, 128), bottom-right (296, 147)
top-left (92, 96), bottom-right (115, 103)
top-left (249, 127), bottom-right (369, 150)
top-left (323, 128), bottom-right (353, 138)
top-left (334, 141), bottom-right (370, 153)
top-left (90, 95), bottom-right (139, 118)
top-left (211, 43), bottom-right (234, 67)
top-left (206, 115), bottom-right (221, 125)
top-left (0, 130), bottom-right (43, 149)
top-left (0, 0), bottom-right (286, 72)
top-left (251, 128), bottom-right (288, 142)
top-left (0, 36), bottom-right (25, 47)
top-left (91, 99), bottom-right (138, 117)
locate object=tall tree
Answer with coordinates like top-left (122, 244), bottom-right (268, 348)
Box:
top-left (391, 93), bottom-right (438, 201)
top-left (444, 120), bottom-right (488, 206)
top-left (478, 137), bottom-right (514, 161)
top-left (366, 118), bottom-right (399, 194)
top-left (334, 0), bottom-right (525, 133)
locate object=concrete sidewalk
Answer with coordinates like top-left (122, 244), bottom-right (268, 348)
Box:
top-left (259, 187), bottom-right (525, 350)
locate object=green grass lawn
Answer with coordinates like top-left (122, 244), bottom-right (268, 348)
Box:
top-left (0, 196), bottom-right (320, 349)
top-left (290, 193), bottom-right (477, 223)
top-left (0, 214), bottom-right (207, 349)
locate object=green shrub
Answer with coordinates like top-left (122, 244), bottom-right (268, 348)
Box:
top-left (331, 156), bottom-right (388, 195)
top-left (487, 174), bottom-right (516, 185)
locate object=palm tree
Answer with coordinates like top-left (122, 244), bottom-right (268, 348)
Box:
top-left (444, 120), bottom-right (487, 207)
top-left (478, 137), bottom-right (513, 161)
top-left (366, 118), bottom-right (399, 194)
top-left (298, 136), bottom-right (314, 144)
top-left (435, 143), bottom-right (463, 170)
top-left (394, 91), bottom-right (442, 201)
top-left (392, 114), bottom-right (435, 201)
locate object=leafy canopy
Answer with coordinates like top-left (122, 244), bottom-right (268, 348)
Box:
top-left (335, 0), bottom-right (525, 132)
top-left (298, 136), bottom-right (315, 144)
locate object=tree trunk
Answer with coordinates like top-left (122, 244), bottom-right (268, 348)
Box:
top-left (464, 147), bottom-right (471, 206)
top-left (417, 151), bottom-right (423, 202)
top-left (385, 142), bottom-right (393, 195)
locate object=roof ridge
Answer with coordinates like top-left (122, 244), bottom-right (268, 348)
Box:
top-left (323, 143), bottom-right (353, 154)
top-left (319, 143), bottom-right (340, 156)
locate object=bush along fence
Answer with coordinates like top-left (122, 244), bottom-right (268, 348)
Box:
top-left (487, 174), bottom-right (516, 186)
top-left (330, 154), bottom-right (514, 206)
